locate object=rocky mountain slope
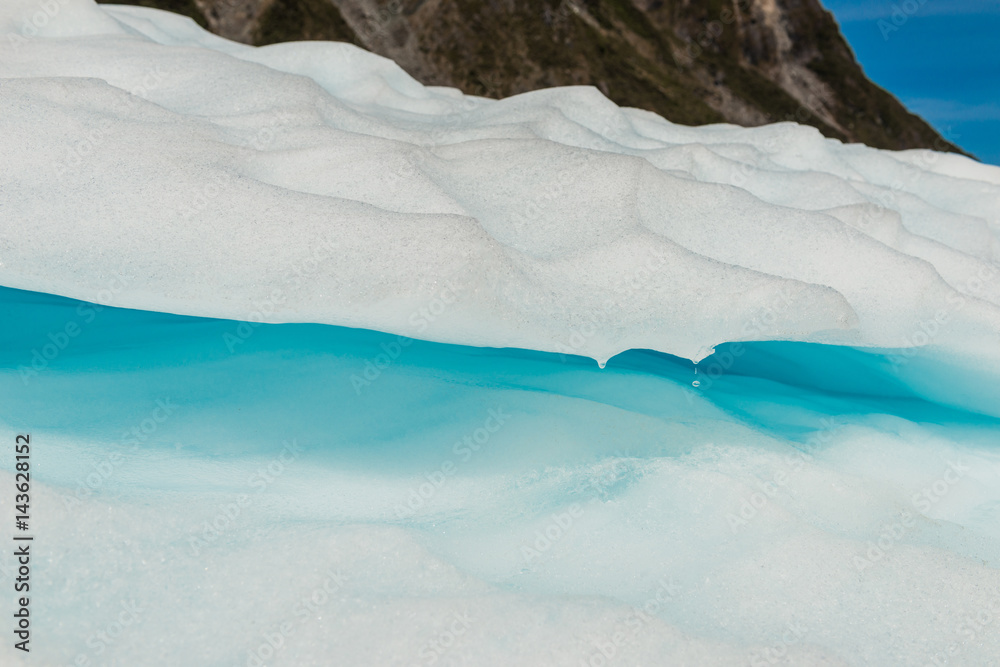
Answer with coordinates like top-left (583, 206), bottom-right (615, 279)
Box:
top-left (102, 0), bottom-right (967, 155)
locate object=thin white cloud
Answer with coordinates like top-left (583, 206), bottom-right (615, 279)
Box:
top-left (822, 0), bottom-right (1000, 23)
top-left (905, 98), bottom-right (1000, 121)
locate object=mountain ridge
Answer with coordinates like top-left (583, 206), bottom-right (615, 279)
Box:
top-left (101, 0), bottom-right (970, 156)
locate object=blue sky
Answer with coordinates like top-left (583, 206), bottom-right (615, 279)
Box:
top-left (820, 0), bottom-right (1000, 164)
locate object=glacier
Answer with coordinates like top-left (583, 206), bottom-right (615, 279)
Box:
top-left (1, 1), bottom-right (1000, 665)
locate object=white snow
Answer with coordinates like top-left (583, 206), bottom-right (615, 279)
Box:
top-left (1, 1), bottom-right (999, 369)
top-left (2, 3), bottom-right (1000, 667)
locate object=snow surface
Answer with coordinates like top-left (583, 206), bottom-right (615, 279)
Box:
top-left (2, 1), bottom-right (1000, 370)
top-left (1, 2), bottom-right (1000, 666)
